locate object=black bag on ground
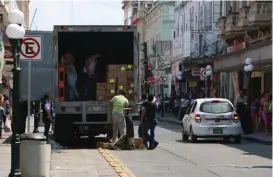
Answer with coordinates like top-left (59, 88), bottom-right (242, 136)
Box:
top-left (125, 111), bottom-right (134, 138)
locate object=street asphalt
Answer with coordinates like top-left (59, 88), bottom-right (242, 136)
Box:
top-left (110, 121), bottom-right (272, 177)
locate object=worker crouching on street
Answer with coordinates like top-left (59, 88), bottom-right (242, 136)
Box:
top-left (141, 94), bottom-right (159, 150)
top-left (109, 90), bottom-right (129, 144)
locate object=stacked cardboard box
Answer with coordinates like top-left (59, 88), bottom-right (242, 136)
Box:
top-left (106, 65), bottom-right (118, 100)
top-left (96, 83), bottom-right (106, 101)
top-left (106, 64), bottom-right (134, 101)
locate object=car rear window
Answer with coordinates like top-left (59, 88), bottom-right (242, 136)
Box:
top-left (200, 101), bottom-right (233, 113)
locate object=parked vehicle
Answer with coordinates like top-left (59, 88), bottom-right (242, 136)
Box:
top-left (181, 98), bottom-right (242, 143)
top-left (52, 25), bottom-right (139, 144)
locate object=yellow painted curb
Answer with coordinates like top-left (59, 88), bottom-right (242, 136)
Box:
top-left (98, 148), bottom-right (136, 177)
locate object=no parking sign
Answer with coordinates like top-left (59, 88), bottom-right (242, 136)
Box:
top-left (200, 68), bottom-right (206, 80)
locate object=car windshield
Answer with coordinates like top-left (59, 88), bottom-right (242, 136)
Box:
top-left (200, 101), bottom-right (233, 114)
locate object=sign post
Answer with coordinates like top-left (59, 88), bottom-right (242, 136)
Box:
top-left (20, 36), bottom-right (42, 132)
top-left (159, 76), bottom-right (167, 117)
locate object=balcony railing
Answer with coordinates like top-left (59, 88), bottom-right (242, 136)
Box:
top-left (248, 2), bottom-right (272, 26)
top-left (218, 17), bottom-right (226, 36)
top-left (225, 13), bottom-right (239, 33)
top-left (238, 7), bottom-right (250, 27)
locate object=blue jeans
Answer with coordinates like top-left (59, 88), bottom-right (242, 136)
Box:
top-left (144, 120), bottom-right (158, 147)
top-left (66, 70), bottom-right (79, 101)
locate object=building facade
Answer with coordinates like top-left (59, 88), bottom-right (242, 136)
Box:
top-left (216, 1), bottom-right (272, 101)
top-left (172, 1), bottom-right (221, 94)
top-left (143, 1), bottom-right (175, 96)
top-left (0, 0), bottom-right (30, 89)
top-left (122, 1), bottom-right (175, 96)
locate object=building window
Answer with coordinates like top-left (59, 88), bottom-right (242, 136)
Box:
top-left (173, 30), bottom-right (176, 39)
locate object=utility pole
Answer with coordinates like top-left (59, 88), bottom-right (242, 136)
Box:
top-left (141, 42), bottom-right (149, 93)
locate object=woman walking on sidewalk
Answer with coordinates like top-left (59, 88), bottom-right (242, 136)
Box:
top-left (0, 94), bottom-right (6, 139)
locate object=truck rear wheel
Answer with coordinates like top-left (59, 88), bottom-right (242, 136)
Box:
top-left (54, 114), bottom-right (75, 145)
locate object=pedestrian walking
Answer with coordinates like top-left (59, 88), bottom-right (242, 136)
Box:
top-left (138, 94), bottom-right (147, 142)
top-left (0, 94), bottom-right (6, 139)
top-left (261, 94), bottom-right (272, 134)
top-left (251, 98), bottom-right (260, 132)
top-left (109, 90), bottom-right (129, 144)
top-left (234, 90), bottom-right (247, 112)
top-left (179, 95), bottom-right (189, 121)
top-left (42, 95), bottom-right (53, 139)
top-left (141, 94), bottom-right (158, 150)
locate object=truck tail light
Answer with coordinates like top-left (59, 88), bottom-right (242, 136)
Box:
top-left (195, 114), bottom-right (201, 123)
top-left (233, 113), bottom-right (240, 123)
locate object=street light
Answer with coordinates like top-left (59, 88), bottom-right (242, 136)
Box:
top-left (205, 65), bottom-right (213, 98)
top-left (244, 58), bottom-right (254, 107)
top-left (176, 71), bottom-right (182, 94)
top-left (6, 9), bottom-right (25, 177)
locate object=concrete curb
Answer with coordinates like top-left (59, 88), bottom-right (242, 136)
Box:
top-left (157, 117), bottom-right (272, 145)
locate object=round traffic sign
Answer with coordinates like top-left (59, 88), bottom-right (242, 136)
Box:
top-left (159, 76), bottom-right (167, 84)
top-left (147, 77), bottom-right (156, 85)
top-left (21, 37), bottom-right (41, 59)
top-left (200, 68), bottom-right (206, 80)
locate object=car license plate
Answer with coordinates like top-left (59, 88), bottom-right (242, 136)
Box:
top-left (213, 128), bottom-right (223, 134)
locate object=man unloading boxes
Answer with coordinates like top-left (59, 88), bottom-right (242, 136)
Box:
top-left (109, 90), bottom-right (135, 149)
top-left (109, 90), bottom-right (129, 143)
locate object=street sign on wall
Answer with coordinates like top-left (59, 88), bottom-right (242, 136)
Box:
top-left (20, 36), bottom-right (42, 60)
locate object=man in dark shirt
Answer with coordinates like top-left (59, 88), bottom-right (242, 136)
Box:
top-left (138, 94), bottom-right (147, 143)
top-left (141, 94), bottom-right (158, 150)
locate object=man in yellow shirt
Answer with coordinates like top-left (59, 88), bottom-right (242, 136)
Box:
top-left (110, 90), bottom-right (129, 144)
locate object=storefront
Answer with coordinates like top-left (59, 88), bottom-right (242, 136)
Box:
top-left (214, 43), bottom-right (272, 99)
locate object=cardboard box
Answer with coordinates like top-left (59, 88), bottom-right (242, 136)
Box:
top-left (106, 89), bottom-right (116, 100)
top-left (127, 64), bottom-right (134, 71)
top-left (127, 71), bottom-right (134, 77)
top-left (107, 77), bottom-right (117, 84)
top-left (127, 82), bottom-right (134, 88)
top-left (127, 76), bottom-right (134, 82)
top-left (108, 65), bottom-right (118, 73)
top-left (118, 65), bottom-right (127, 72)
top-left (117, 84), bottom-right (126, 90)
top-left (97, 83), bottom-right (106, 90)
top-left (127, 89), bottom-right (134, 100)
top-left (96, 90), bottom-right (106, 101)
top-left (106, 89), bottom-right (116, 96)
top-left (107, 83), bottom-right (116, 90)
top-left (118, 76), bottom-right (127, 85)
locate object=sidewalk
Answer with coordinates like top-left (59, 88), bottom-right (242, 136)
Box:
top-left (157, 113), bottom-right (272, 145)
top-left (0, 117), bottom-right (118, 177)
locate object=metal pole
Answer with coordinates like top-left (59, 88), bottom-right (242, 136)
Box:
top-left (144, 58), bottom-right (149, 93)
top-left (246, 71), bottom-right (252, 108)
top-left (27, 61), bottom-right (31, 132)
top-left (207, 76), bottom-right (211, 98)
top-left (161, 84), bottom-right (165, 117)
top-left (9, 39), bottom-right (22, 177)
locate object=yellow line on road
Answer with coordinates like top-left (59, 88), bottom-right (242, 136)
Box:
top-left (98, 148), bottom-right (136, 177)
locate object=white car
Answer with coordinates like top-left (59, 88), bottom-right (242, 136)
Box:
top-left (181, 98), bottom-right (242, 143)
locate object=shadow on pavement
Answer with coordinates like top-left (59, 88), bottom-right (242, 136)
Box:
top-left (175, 139), bottom-right (272, 160)
top-left (223, 142), bottom-right (272, 160)
top-left (157, 123), bottom-right (181, 133)
top-left (49, 136), bottom-right (109, 150)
